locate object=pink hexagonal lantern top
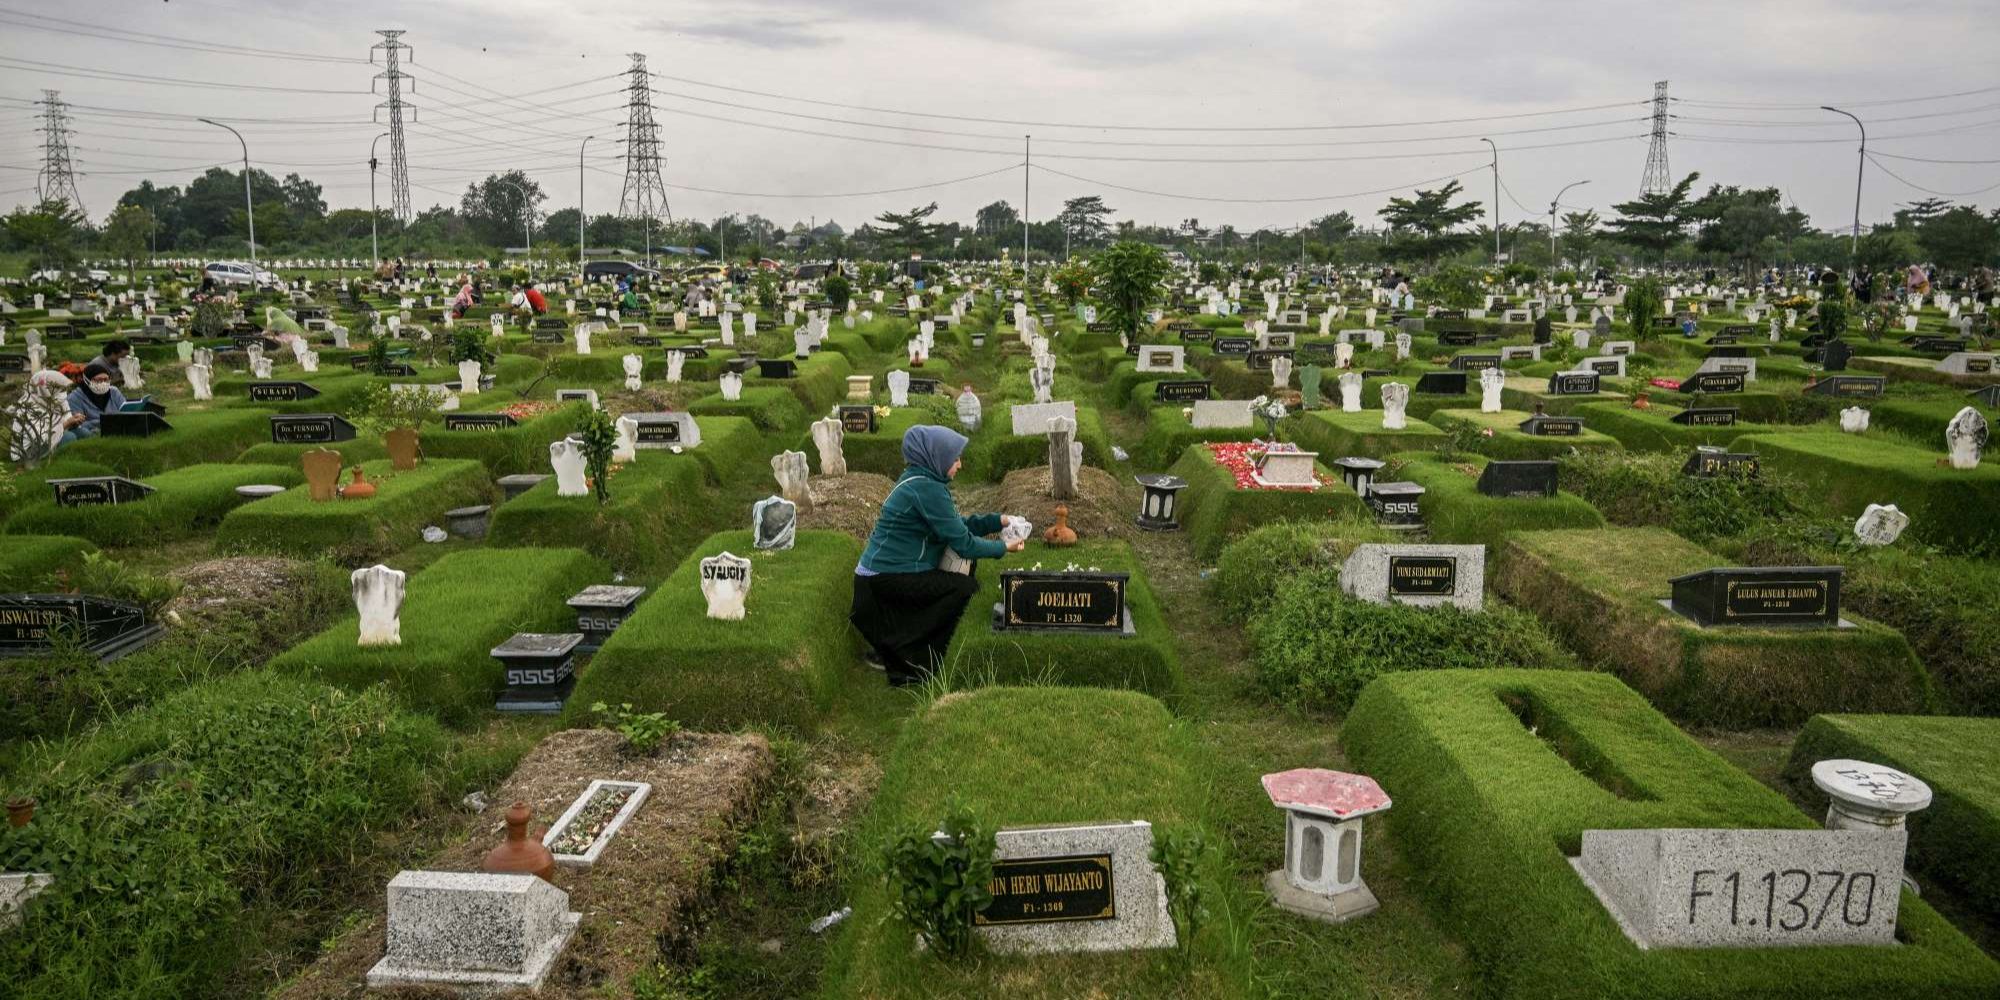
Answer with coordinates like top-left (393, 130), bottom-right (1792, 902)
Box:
top-left (1262, 768), bottom-right (1391, 821)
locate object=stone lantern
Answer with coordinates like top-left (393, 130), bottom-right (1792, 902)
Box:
top-left (1133, 474), bottom-right (1188, 531)
top-left (1262, 768), bottom-right (1390, 923)
top-left (1811, 758), bottom-right (1932, 892)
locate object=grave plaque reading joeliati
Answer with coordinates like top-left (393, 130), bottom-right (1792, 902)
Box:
top-left (993, 571), bottom-right (1134, 636)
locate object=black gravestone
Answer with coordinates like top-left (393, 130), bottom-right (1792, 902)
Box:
top-left (1414, 372), bottom-right (1467, 395)
top-left (993, 571), bottom-right (1134, 636)
top-left (1388, 555), bottom-right (1458, 597)
top-left (1682, 446), bottom-right (1760, 478)
top-left (1519, 410), bottom-right (1583, 436)
top-left (1245, 349), bottom-right (1293, 372)
top-left (1547, 371), bottom-right (1601, 395)
top-left (248, 381), bottom-right (320, 402)
top-left (1448, 354), bottom-right (1502, 373)
top-left (1807, 375), bottom-right (1886, 399)
top-left (443, 413), bottom-right (517, 431)
top-left (1971, 384), bottom-right (2000, 409)
top-left (975, 853), bottom-right (1117, 926)
top-left (1155, 380), bottom-right (1213, 403)
top-left (46, 475), bottom-right (154, 506)
top-left (0, 593), bottom-right (165, 661)
top-left (1366, 480), bottom-right (1425, 529)
top-left (1177, 328), bottom-right (1213, 344)
top-left (492, 632), bottom-right (583, 713)
top-left (908, 378), bottom-right (940, 395)
top-left (1679, 371), bottom-right (1746, 394)
top-left (1671, 407), bottom-right (1738, 427)
top-left (1438, 330), bottom-right (1477, 347)
top-left (839, 404), bottom-right (877, 434)
top-left (0, 354), bottom-right (29, 374)
top-left (269, 413), bottom-right (358, 444)
top-left (1212, 337), bottom-right (1253, 356)
top-left (1668, 566), bottom-right (1842, 627)
top-left (566, 584), bottom-right (646, 653)
top-left (1333, 456), bottom-right (1385, 496)
top-left (1816, 339), bottom-right (1853, 371)
top-left (100, 410), bottom-right (174, 437)
top-left (756, 358), bottom-right (797, 379)
top-left (1475, 460), bottom-right (1558, 499)
top-left (1582, 357), bottom-right (1625, 377)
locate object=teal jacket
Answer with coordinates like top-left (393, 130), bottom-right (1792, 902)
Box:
top-left (858, 465), bottom-right (1005, 573)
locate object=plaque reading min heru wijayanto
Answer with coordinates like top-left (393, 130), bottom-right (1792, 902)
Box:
top-left (994, 570), bottom-right (1133, 636)
top-left (1668, 566), bottom-right (1843, 628)
top-left (976, 854), bottom-right (1116, 926)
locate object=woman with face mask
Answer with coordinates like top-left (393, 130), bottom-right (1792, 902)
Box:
top-left (66, 363), bottom-right (128, 438)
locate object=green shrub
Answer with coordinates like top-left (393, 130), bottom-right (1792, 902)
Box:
top-left (1210, 519), bottom-right (1391, 623)
top-left (880, 805), bottom-right (996, 960)
top-left (0, 671), bottom-right (450, 1000)
top-left (1168, 444), bottom-right (1369, 562)
top-left (1248, 568), bottom-right (1572, 712)
top-left (1341, 669), bottom-right (2000, 1000)
top-left (1558, 448), bottom-right (1803, 543)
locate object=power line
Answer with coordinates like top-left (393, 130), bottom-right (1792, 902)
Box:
top-left (1870, 151), bottom-right (2000, 165)
top-left (1673, 118), bottom-right (2000, 145)
top-left (1027, 162), bottom-right (1489, 205)
top-left (0, 8), bottom-right (366, 64)
top-left (1865, 153), bottom-right (2000, 198)
top-left (0, 55), bottom-right (370, 94)
top-left (665, 162), bottom-right (1024, 200)
top-left (1673, 84), bottom-right (2000, 110)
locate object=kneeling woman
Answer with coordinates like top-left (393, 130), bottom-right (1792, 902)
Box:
top-left (851, 425), bottom-right (1022, 686)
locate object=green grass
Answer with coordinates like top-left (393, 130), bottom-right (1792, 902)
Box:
top-left (1426, 408), bottom-right (1626, 458)
top-left (235, 437), bottom-right (389, 467)
top-left (0, 670), bottom-right (451, 1000)
top-left (1494, 528), bottom-right (1934, 726)
top-left (1730, 430), bottom-right (2000, 556)
top-left (689, 385), bottom-right (812, 432)
top-left (268, 547), bottom-right (603, 725)
top-left (5, 463), bottom-right (303, 544)
top-left (1866, 396), bottom-right (1997, 446)
top-left (1132, 404), bottom-right (1257, 469)
top-left (1342, 669), bottom-right (2000, 1000)
top-left (964, 405), bottom-right (1116, 482)
top-left (0, 533), bottom-right (98, 588)
top-left (1209, 517), bottom-right (1393, 622)
top-left (416, 400), bottom-right (586, 476)
top-left (486, 449), bottom-right (717, 573)
top-left (821, 687), bottom-right (1229, 999)
top-left (564, 530), bottom-right (861, 733)
top-left (61, 406), bottom-right (272, 477)
top-left (1381, 453), bottom-right (1604, 551)
top-left (1287, 408), bottom-right (1448, 459)
top-left (1169, 443), bottom-right (1367, 562)
top-left (213, 458), bottom-right (491, 563)
top-left (1786, 714), bottom-right (2000, 920)
top-left (938, 538), bottom-right (1182, 697)
top-left (1571, 401), bottom-right (1794, 452)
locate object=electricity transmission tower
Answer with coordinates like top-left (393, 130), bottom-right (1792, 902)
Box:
top-left (1640, 80), bottom-right (1672, 196)
top-left (35, 90), bottom-right (84, 214)
top-left (617, 53), bottom-right (672, 225)
top-left (370, 30), bottom-right (415, 224)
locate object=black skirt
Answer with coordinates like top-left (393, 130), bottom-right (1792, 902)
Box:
top-left (850, 568), bottom-right (981, 684)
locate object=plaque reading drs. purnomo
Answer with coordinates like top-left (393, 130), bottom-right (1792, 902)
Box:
top-left (1387, 556), bottom-right (1456, 597)
top-left (977, 854), bottom-right (1116, 925)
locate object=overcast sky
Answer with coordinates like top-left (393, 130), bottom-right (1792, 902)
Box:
top-left (3, 0), bottom-right (1997, 238)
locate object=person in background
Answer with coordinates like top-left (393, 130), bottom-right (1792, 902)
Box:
top-left (849, 425), bottom-right (1023, 687)
top-left (66, 363), bottom-right (127, 439)
top-left (522, 282), bottom-right (549, 315)
top-left (452, 278), bottom-right (475, 319)
top-left (86, 339), bottom-right (132, 384)
top-left (620, 284), bottom-right (640, 314)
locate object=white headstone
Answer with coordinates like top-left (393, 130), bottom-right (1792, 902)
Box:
top-left (550, 439), bottom-right (588, 497)
top-left (887, 369), bottom-right (911, 407)
top-left (117, 355), bottom-right (143, 389)
top-left (1271, 354), bottom-right (1293, 389)
top-left (1340, 543), bottom-right (1483, 611)
top-left (1480, 367), bottom-right (1505, 413)
top-left (720, 372), bottom-right (743, 402)
top-left (1945, 406), bottom-right (1987, 469)
top-left (612, 415), bottom-right (638, 463)
top-left (957, 386), bottom-right (983, 431)
top-left (1380, 383), bottom-right (1409, 430)
top-left (665, 350), bottom-right (685, 384)
top-left (622, 353), bottom-right (642, 391)
top-left (699, 552), bottom-right (753, 621)
top-left (186, 363), bottom-right (213, 400)
top-left (1393, 332), bottom-right (1411, 360)
top-left (1839, 406), bottom-right (1870, 434)
top-left (811, 418), bottom-right (847, 477)
top-left (772, 449), bottom-right (812, 510)
top-left (365, 871), bottom-right (580, 992)
top-left (1191, 399), bottom-right (1254, 429)
top-left (352, 565), bottom-right (406, 647)
top-left (1338, 372), bottom-right (1363, 413)
top-left (1853, 503), bottom-right (1909, 546)
top-left (454, 359), bottom-right (480, 395)
top-left (751, 495), bottom-right (796, 551)
top-left (250, 356), bottom-right (273, 379)
top-left (1135, 345), bottom-right (1186, 374)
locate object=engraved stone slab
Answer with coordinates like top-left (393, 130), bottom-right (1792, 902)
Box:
top-left (366, 871), bottom-right (581, 990)
top-left (974, 821), bottom-right (1176, 955)
top-left (1339, 543), bottom-right (1483, 611)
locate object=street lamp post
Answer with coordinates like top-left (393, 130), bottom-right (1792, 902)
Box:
top-left (199, 118), bottom-right (256, 280)
top-left (1480, 138), bottom-right (1500, 261)
top-left (1549, 179), bottom-right (1590, 265)
top-left (1822, 106), bottom-right (1866, 281)
top-left (495, 178), bottom-right (534, 269)
top-left (578, 135), bottom-right (595, 281)
top-left (369, 131), bottom-right (389, 266)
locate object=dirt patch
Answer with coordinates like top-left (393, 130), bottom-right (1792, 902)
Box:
top-left (799, 472), bottom-right (892, 541)
top-left (162, 556), bottom-right (313, 629)
top-left (273, 729), bottom-right (773, 1000)
top-left (959, 465), bottom-right (1134, 542)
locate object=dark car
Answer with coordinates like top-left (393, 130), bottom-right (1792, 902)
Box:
top-left (582, 260), bottom-right (659, 281)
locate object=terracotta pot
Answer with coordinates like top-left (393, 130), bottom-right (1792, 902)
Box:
top-left (301, 448), bottom-right (343, 502)
top-left (385, 427), bottom-right (420, 470)
top-left (1043, 504), bottom-right (1078, 547)
top-left (7, 796), bottom-right (34, 828)
top-left (482, 801), bottom-right (556, 882)
top-left (1631, 392), bottom-right (1651, 410)
top-left (341, 466), bottom-right (378, 500)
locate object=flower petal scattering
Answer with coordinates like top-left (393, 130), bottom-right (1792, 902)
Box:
top-left (1204, 441), bottom-right (1336, 492)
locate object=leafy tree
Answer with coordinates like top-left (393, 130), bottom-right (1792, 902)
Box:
top-left (280, 173), bottom-right (326, 220)
top-left (1604, 172), bottom-right (1700, 260)
top-left (1559, 210), bottom-right (1600, 262)
top-left (100, 204), bottom-right (153, 284)
top-left (116, 180), bottom-right (182, 250)
top-left (1856, 227), bottom-right (1921, 274)
top-left (180, 166), bottom-right (284, 243)
top-left (1412, 265), bottom-right (1484, 310)
top-left (1308, 210), bottom-right (1357, 244)
top-left (1089, 240), bottom-right (1170, 340)
top-left (1917, 206), bottom-right (2000, 274)
top-left (1051, 259), bottom-right (1093, 308)
top-left (4, 199), bottom-right (88, 273)
top-left (1688, 185), bottom-right (1797, 283)
top-left (1623, 276), bottom-right (1665, 341)
top-left (874, 202), bottom-right (941, 257)
top-left (539, 207), bottom-right (581, 246)
top-left (1056, 195), bottom-right (1114, 251)
top-left (975, 200), bottom-right (1019, 236)
top-left (460, 172), bottom-right (544, 249)
top-left (1378, 180), bottom-right (1483, 267)
top-left (1893, 198), bottom-right (1952, 230)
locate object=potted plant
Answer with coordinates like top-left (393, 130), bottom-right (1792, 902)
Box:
top-left (577, 408), bottom-right (618, 505)
top-left (350, 381), bottom-right (443, 470)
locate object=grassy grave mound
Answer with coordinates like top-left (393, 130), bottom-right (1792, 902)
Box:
top-left (964, 405), bottom-right (1115, 482)
top-left (795, 403), bottom-right (951, 478)
top-left (689, 385), bottom-right (811, 432)
top-left (1572, 400), bottom-right (1792, 452)
top-left (564, 530), bottom-right (861, 733)
top-left (1729, 430), bottom-right (2000, 556)
top-left (1131, 404), bottom-right (1256, 469)
top-left (0, 671), bottom-right (450, 1000)
top-left (1785, 714), bottom-right (2000, 920)
top-left (1558, 449), bottom-right (1807, 545)
top-left (62, 406), bottom-right (272, 477)
top-left (1250, 569), bottom-right (1574, 712)
top-left (1210, 517), bottom-right (1392, 623)
top-left (1381, 453), bottom-right (1604, 551)
top-left (823, 686), bottom-right (1222, 999)
top-left (417, 400), bottom-right (586, 476)
top-left (214, 458), bottom-right (491, 563)
top-left (957, 464), bottom-right (1134, 543)
top-left (1342, 669), bottom-right (2000, 1000)
top-left (270, 547), bottom-right (603, 725)
top-left (1287, 407), bottom-right (1447, 458)
top-left (938, 538), bottom-right (1181, 696)
top-left (0, 534), bottom-right (98, 589)
top-left (5, 463), bottom-right (304, 545)
top-left (236, 437), bottom-right (389, 467)
top-left (486, 450), bottom-right (715, 573)
top-left (1169, 442), bottom-right (1367, 562)
top-left (1427, 408), bottom-right (1625, 459)
top-left (1495, 528), bottom-right (1933, 726)
top-left (1866, 396), bottom-right (1996, 447)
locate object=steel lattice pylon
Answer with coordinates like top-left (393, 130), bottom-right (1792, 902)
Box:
top-left (1640, 80), bottom-right (1672, 196)
top-left (371, 30), bottom-right (415, 224)
top-left (617, 53), bottom-right (672, 224)
top-left (36, 89), bottom-right (84, 215)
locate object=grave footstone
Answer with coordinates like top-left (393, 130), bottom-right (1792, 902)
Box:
top-left (1668, 566), bottom-right (1843, 627)
top-left (1475, 460), bottom-right (1557, 499)
top-left (366, 871), bottom-right (581, 991)
top-left (974, 820), bottom-right (1174, 954)
top-left (1852, 504), bottom-right (1908, 547)
top-left (810, 417), bottom-right (847, 477)
top-left (549, 440), bottom-right (588, 497)
top-left (1339, 543), bottom-right (1483, 611)
top-left (0, 593), bottom-right (164, 661)
top-left (1945, 406), bottom-right (1987, 469)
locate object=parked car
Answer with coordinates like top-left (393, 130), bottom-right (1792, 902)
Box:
top-left (581, 260), bottom-right (659, 281)
top-left (678, 263), bottom-right (727, 282)
top-left (203, 261), bottom-right (277, 288)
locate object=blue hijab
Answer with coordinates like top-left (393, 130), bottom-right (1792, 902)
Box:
top-left (902, 424), bottom-right (968, 480)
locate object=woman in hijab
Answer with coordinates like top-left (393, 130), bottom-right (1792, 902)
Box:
top-left (65, 363), bottom-right (126, 439)
top-left (851, 424), bottom-right (1023, 686)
